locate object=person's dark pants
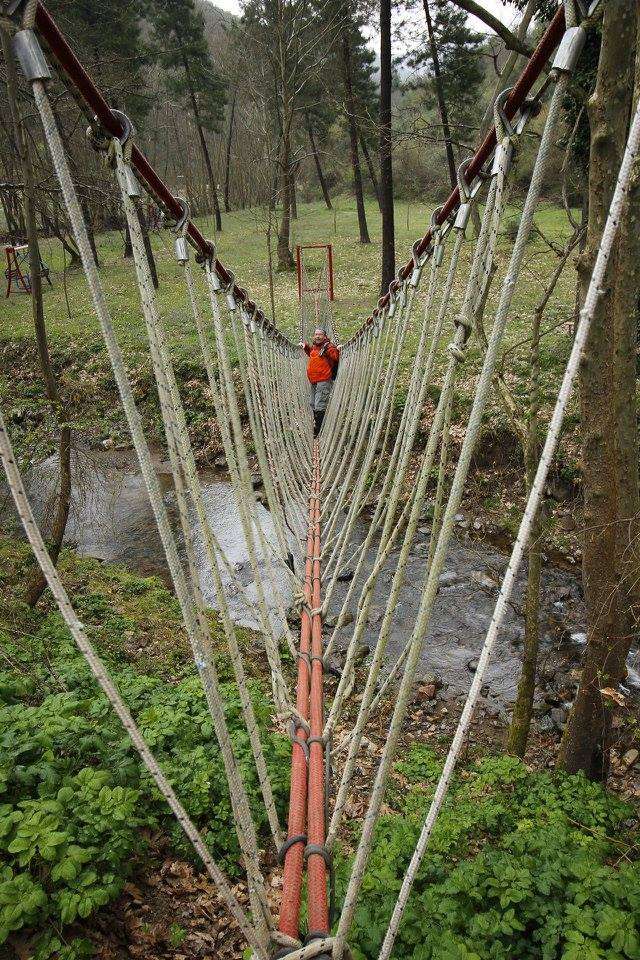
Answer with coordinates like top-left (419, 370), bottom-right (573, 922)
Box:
top-left (309, 380), bottom-right (332, 436)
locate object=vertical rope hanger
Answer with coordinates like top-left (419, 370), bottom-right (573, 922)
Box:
top-left (5, 5), bottom-right (608, 959)
top-left (333, 18), bottom-right (583, 956)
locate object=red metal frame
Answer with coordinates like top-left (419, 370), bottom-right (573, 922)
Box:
top-left (296, 243), bottom-right (335, 303)
top-left (4, 244), bottom-right (30, 296)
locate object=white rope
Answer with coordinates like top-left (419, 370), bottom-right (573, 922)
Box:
top-left (378, 86), bottom-right (640, 960)
top-left (0, 411), bottom-right (268, 960)
top-left (334, 70), bottom-right (570, 960)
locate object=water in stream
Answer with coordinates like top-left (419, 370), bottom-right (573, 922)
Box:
top-left (4, 446), bottom-right (638, 711)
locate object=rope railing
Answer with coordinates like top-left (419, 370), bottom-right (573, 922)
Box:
top-left (20, 0), bottom-right (291, 344)
top-left (3, 3), bottom-right (629, 960)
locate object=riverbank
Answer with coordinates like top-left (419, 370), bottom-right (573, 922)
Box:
top-left (2, 537), bottom-right (639, 959)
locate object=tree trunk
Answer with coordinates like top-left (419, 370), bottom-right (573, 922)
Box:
top-left (277, 124), bottom-right (295, 270)
top-left (2, 27), bottom-right (71, 607)
top-left (224, 90), bottom-right (236, 214)
top-left (183, 53), bottom-right (222, 232)
top-left (291, 159), bottom-right (299, 221)
top-left (507, 308), bottom-right (542, 757)
top-left (306, 111), bottom-right (332, 209)
top-left (341, 12), bottom-right (370, 245)
top-left (360, 135), bottom-right (381, 208)
top-left (423, 0), bottom-right (457, 189)
top-left (379, 0), bottom-right (395, 295)
top-left (559, 1), bottom-right (639, 780)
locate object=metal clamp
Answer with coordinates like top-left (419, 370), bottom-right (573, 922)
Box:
top-left (223, 271), bottom-right (237, 311)
top-left (395, 273), bottom-right (407, 310)
top-left (174, 235), bottom-right (189, 264)
top-left (454, 159), bottom-right (474, 231)
top-left (387, 281), bottom-right (398, 318)
top-left (492, 140), bottom-right (514, 178)
top-left (12, 30), bottom-right (51, 83)
top-left (431, 207), bottom-right (446, 267)
top-left (170, 196), bottom-right (189, 234)
top-left (111, 109), bottom-right (134, 147)
top-left (409, 238), bottom-right (426, 287)
top-left (552, 26), bottom-right (586, 75)
top-left (493, 88), bottom-right (516, 139)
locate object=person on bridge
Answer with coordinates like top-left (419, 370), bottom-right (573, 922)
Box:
top-left (300, 327), bottom-right (340, 436)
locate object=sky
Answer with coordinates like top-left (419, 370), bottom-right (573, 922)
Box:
top-left (206, 0), bottom-right (523, 32)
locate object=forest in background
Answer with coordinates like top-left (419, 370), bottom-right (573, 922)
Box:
top-left (2, 1), bottom-right (640, 957)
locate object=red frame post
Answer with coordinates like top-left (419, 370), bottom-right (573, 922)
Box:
top-left (5, 245), bottom-right (31, 297)
top-left (296, 243), bottom-right (334, 303)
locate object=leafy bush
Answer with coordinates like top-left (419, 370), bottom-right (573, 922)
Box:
top-left (339, 749), bottom-right (640, 960)
top-left (0, 543), bottom-right (289, 949)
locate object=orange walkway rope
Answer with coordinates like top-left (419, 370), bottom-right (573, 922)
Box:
top-left (278, 441), bottom-right (329, 953)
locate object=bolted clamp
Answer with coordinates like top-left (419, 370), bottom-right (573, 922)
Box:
top-left (409, 238), bottom-right (427, 287)
top-left (491, 88), bottom-right (515, 177)
top-left (552, 26), bottom-right (586, 75)
top-left (12, 29), bottom-right (51, 83)
top-left (387, 281), bottom-right (398, 318)
top-left (431, 207), bottom-right (446, 267)
top-left (222, 271), bottom-right (237, 311)
top-left (203, 249), bottom-right (223, 290)
top-left (454, 158), bottom-right (477, 232)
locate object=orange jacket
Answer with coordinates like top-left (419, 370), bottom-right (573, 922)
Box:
top-left (304, 341), bottom-right (339, 383)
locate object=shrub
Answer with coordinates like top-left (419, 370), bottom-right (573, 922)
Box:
top-left (338, 749), bottom-right (640, 960)
top-left (0, 545), bottom-right (289, 949)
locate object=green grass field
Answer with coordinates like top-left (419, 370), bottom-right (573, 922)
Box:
top-left (1, 194), bottom-right (583, 537)
top-left (2, 195), bottom-right (578, 354)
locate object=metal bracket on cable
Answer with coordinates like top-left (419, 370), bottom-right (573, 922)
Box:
top-left (397, 273), bottom-right (408, 310)
top-left (409, 239), bottom-right (426, 287)
top-left (222, 271), bottom-right (237, 311)
top-left (551, 26), bottom-right (586, 75)
top-left (454, 159), bottom-right (473, 232)
top-left (99, 110), bottom-right (143, 201)
top-left (202, 248), bottom-right (223, 288)
top-left (387, 281), bottom-right (399, 318)
top-left (172, 198), bottom-right (190, 263)
top-left (491, 90), bottom-right (516, 177)
top-left (12, 29), bottom-right (51, 82)
top-left (430, 207), bottom-right (446, 268)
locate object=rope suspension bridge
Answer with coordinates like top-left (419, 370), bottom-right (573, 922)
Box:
top-left (1, 1), bottom-right (639, 957)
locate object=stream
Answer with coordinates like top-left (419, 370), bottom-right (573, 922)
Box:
top-left (3, 446), bottom-right (639, 715)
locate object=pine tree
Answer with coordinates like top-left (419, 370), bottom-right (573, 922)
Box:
top-left (403, 0), bottom-right (484, 151)
top-left (46, 0), bottom-right (151, 124)
top-left (149, 0), bottom-right (227, 230)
